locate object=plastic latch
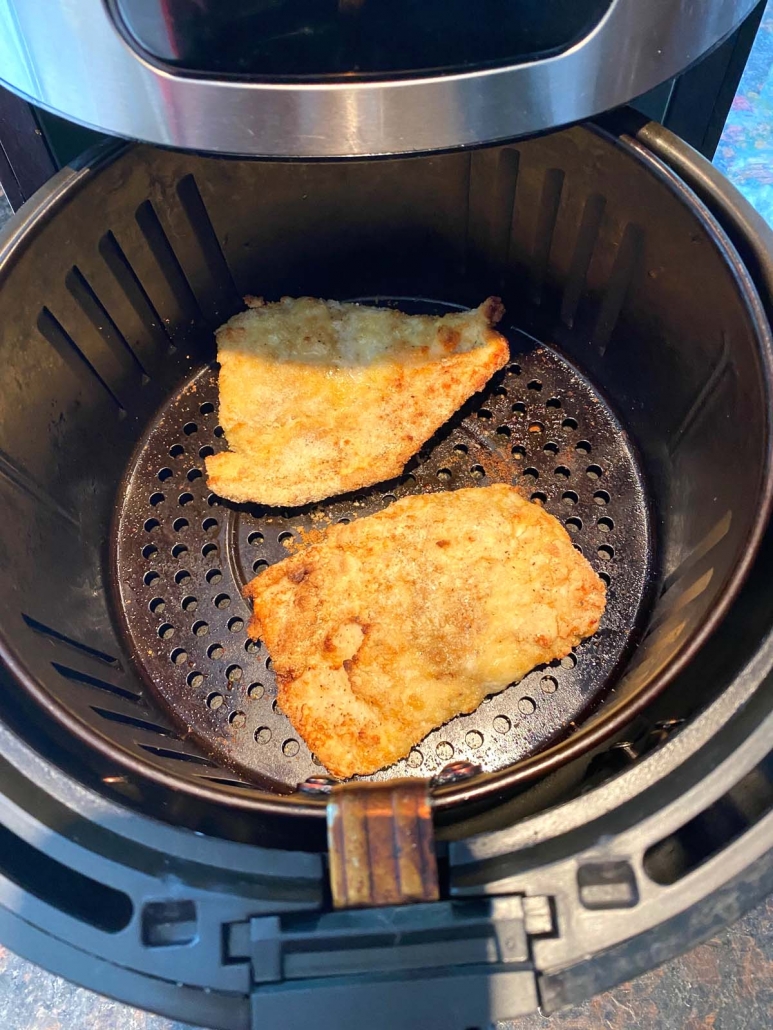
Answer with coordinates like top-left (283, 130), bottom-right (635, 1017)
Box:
top-left (244, 898), bottom-right (541, 1029)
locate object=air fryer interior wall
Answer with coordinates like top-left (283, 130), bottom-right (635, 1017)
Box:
top-left (0, 123), bottom-right (769, 834)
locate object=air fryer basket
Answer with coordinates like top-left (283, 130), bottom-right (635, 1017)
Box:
top-left (0, 121), bottom-right (770, 834)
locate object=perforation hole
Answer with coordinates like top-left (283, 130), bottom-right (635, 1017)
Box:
top-left (465, 730), bottom-right (483, 749)
top-left (207, 494), bottom-right (220, 507)
top-left (202, 543), bottom-right (218, 559)
top-left (518, 696), bottom-right (536, 715)
top-left (561, 653), bottom-right (577, 669)
top-left (543, 441), bottom-right (559, 455)
top-left (255, 726), bottom-right (271, 744)
top-left (512, 445), bottom-right (526, 460)
top-left (228, 617), bottom-right (244, 633)
top-left (188, 671), bottom-right (203, 688)
top-left (206, 568), bottom-right (222, 585)
top-left (562, 417), bottom-right (578, 430)
top-left (531, 492), bottom-right (547, 505)
top-left (142, 544), bottom-right (158, 560)
top-left (183, 422), bottom-right (198, 436)
top-left (199, 445), bottom-right (214, 459)
top-left (598, 517), bottom-right (614, 533)
top-left (174, 569), bottom-right (191, 585)
top-left (477, 408), bottom-right (493, 421)
top-left (522, 468), bottom-right (538, 483)
top-left (149, 492), bottom-right (165, 507)
top-left (207, 692), bottom-right (223, 710)
top-left (494, 385), bottom-right (508, 397)
top-left (253, 559), bottom-right (269, 574)
top-left (453, 443), bottom-right (468, 455)
top-left (576, 440), bottom-right (592, 455)
top-left (562, 491), bottom-right (579, 506)
top-left (283, 739), bottom-right (300, 757)
top-left (248, 531), bottom-right (264, 545)
top-left (187, 468), bottom-right (203, 482)
top-left (593, 490), bottom-right (611, 506)
top-left (192, 620), bottom-right (209, 637)
top-left (470, 465), bottom-right (485, 480)
top-left (214, 425), bottom-right (225, 438)
top-left (554, 465), bottom-right (571, 480)
top-left (508, 363), bottom-right (521, 376)
top-left (248, 683), bottom-right (264, 700)
top-left (528, 421), bottom-right (545, 434)
top-left (229, 710), bottom-right (246, 728)
top-left (169, 443), bottom-right (184, 458)
top-left (337, 517), bottom-right (351, 525)
top-left (545, 397), bottom-right (562, 409)
top-left (158, 623), bottom-right (174, 640)
top-left (173, 517), bottom-right (189, 533)
top-left (170, 648), bottom-right (187, 666)
top-left (277, 532), bottom-right (294, 545)
top-left (207, 643), bottom-right (224, 660)
top-left (144, 518), bottom-right (160, 533)
top-left (541, 676), bottom-right (558, 693)
top-left (436, 741), bottom-right (454, 761)
top-left (598, 544), bottom-right (614, 561)
top-left (493, 715), bottom-right (511, 733)
top-left (496, 426), bottom-right (511, 440)
top-left (407, 749), bottom-right (424, 768)
top-left (144, 571), bottom-right (160, 587)
top-left (586, 464), bottom-right (603, 480)
top-left (599, 571), bottom-right (612, 586)
top-left (512, 402), bottom-right (526, 415)
top-left (437, 468), bottom-right (452, 482)
top-left (158, 467), bottom-right (173, 482)
top-left (203, 517), bottom-right (218, 533)
top-left (214, 593), bottom-right (231, 609)
top-left (181, 595), bottom-right (198, 612)
top-left (200, 401), bottom-right (215, 415)
top-left (527, 379), bottom-right (542, 392)
top-left (149, 597), bottom-right (165, 615)
top-left (245, 639), bottom-right (259, 654)
top-left (178, 492), bottom-right (194, 506)
top-left (171, 543), bottom-right (188, 558)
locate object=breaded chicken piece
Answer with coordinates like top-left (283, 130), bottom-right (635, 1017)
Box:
top-left (244, 485), bottom-right (606, 778)
top-left (206, 296), bottom-right (508, 506)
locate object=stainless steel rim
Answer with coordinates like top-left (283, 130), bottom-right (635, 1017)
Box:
top-left (0, 0), bottom-right (758, 157)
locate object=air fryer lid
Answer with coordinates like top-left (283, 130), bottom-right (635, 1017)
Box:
top-left (0, 0), bottom-right (760, 155)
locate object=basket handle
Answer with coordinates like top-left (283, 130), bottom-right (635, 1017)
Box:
top-left (327, 779), bottom-right (439, 908)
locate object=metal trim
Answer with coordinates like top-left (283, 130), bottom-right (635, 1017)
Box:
top-left (0, 0), bottom-right (759, 156)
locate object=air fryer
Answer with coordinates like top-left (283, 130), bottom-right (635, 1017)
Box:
top-left (0, 3), bottom-right (772, 1029)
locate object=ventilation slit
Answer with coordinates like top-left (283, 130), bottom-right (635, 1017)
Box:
top-left (65, 265), bottom-right (148, 377)
top-left (21, 614), bottom-right (122, 668)
top-left (98, 231), bottom-right (174, 350)
top-left (561, 193), bottom-right (606, 328)
top-left (530, 168), bottom-right (565, 305)
top-left (175, 175), bottom-right (240, 315)
top-left (135, 200), bottom-right (204, 324)
top-left (36, 307), bottom-right (125, 412)
top-left (51, 662), bottom-right (140, 701)
top-left (592, 223), bottom-right (644, 356)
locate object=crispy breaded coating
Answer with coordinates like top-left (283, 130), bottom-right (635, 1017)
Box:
top-left (244, 485), bottom-right (607, 777)
top-left (206, 296), bottom-right (508, 506)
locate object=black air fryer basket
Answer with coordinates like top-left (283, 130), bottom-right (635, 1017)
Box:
top-left (1, 114), bottom-right (773, 1027)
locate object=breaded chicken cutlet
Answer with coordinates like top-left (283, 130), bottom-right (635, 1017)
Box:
top-left (244, 485), bottom-right (607, 778)
top-left (205, 296), bottom-right (509, 507)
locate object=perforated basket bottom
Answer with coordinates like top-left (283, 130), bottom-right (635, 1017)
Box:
top-left (114, 305), bottom-right (652, 792)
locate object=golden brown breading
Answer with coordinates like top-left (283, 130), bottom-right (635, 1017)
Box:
top-left (205, 296), bottom-right (508, 506)
top-left (244, 485), bottom-right (607, 778)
